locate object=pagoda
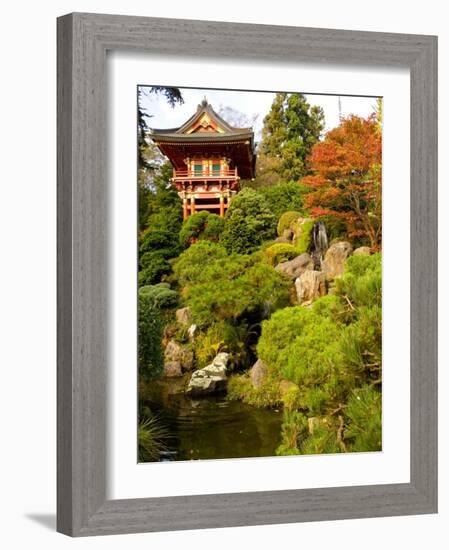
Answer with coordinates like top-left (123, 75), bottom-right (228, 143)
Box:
top-left (149, 98), bottom-right (256, 219)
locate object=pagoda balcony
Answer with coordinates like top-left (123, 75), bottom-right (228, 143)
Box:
top-left (172, 167), bottom-right (239, 180)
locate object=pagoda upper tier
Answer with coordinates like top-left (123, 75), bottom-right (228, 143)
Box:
top-left (148, 99), bottom-right (256, 218)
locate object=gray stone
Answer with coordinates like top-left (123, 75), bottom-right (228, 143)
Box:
top-left (187, 323), bottom-right (197, 341)
top-left (163, 361), bottom-right (183, 378)
top-left (186, 352), bottom-right (230, 397)
top-left (175, 306), bottom-right (192, 326)
top-left (275, 253), bottom-right (314, 280)
top-left (321, 241), bottom-right (353, 278)
top-left (164, 339), bottom-right (194, 375)
top-left (249, 359), bottom-right (268, 388)
top-left (353, 246), bottom-right (372, 256)
top-left (295, 270), bottom-right (327, 304)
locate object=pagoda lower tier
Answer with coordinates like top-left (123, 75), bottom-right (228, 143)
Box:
top-left (172, 167), bottom-right (240, 219)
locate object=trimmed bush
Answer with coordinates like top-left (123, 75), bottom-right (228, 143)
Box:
top-left (221, 188), bottom-right (276, 254)
top-left (139, 283), bottom-right (178, 309)
top-left (179, 211), bottom-right (224, 247)
top-left (259, 182), bottom-right (309, 219)
top-left (262, 242), bottom-right (300, 266)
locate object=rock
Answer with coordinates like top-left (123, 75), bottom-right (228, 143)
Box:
top-left (321, 241), bottom-right (353, 278)
top-left (295, 270), bottom-right (327, 304)
top-left (163, 361), bottom-right (183, 378)
top-left (163, 339), bottom-right (194, 376)
top-left (279, 380), bottom-right (298, 397)
top-left (282, 228), bottom-right (294, 241)
top-left (175, 306), bottom-right (192, 326)
top-left (274, 236), bottom-right (291, 244)
top-left (291, 217), bottom-right (314, 247)
top-left (213, 352), bottom-right (230, 368)
top-left (249, 359), bottom-right (268, 388)
top-left (187, 323), bottom-right (197, 341)
top-left (353, 246), bottom-right (371, 256)
top-left (186, 352), bottom-right (230, 397)
top-left (275, 253), bottom-right (314, 280)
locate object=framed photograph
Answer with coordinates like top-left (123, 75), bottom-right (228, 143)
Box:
top-left (57, 12), bottom-right (437, 536)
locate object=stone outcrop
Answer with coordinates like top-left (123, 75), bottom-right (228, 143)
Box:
top-left (249, 359), bottom-right (268, 389)
top-left (321, 241), bottom-right (353, 278)
top-left (275, 253), bottom-right (313, 280)
top-left (163, 339), bottom-right (194, 377)
top-left (175, 306), bottom-right (192, 326)
top-left (186, 352), bottom-right (230, 397)
top-left (353, 246), bottom-right (371, 256)
top-left (295, 270), bottom-right (327, 305)
top-left (291, 217), bottom-right (313, 247)
top-left (187, 323), bottom-right (197, 341)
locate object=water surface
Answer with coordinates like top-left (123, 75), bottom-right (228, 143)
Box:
top-left (141, 375), bottom-right (283, 461)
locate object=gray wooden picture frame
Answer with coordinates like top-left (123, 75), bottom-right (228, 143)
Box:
top-left (57, 12), bottom-right (438, 537)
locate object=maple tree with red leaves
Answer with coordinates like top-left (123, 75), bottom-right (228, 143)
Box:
top-left (302, 114), bottom-right (382, 250)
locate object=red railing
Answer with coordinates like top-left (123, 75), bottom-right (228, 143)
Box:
top-left (172, 167), bottom-right (238, 179)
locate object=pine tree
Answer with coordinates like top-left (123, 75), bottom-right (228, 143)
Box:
top-left (260, 93), bottom-right (324, 181)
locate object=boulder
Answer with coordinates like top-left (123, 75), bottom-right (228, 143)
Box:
top-left (291, 217), bottom-right (314, 247)
top-left (321, 241), bottom-right (353, 278)
top-left (249, 359), bottom-right (268, 388)
top-left (163, 339), bottom-right (194, 377)
top-left (175, 306), bottom-right (192, 326)
top-left (295, 270), bottom-right (327, 304)
top-left (275, 253), bottom-right (313, 280)
top-left (187, 323), bottom-right (197, 341)
top-left (353, 246), bottom-right (371, 256)
top-left (282, 228), bottom-right (294, 241)
top-left (163, 361), bottom-right (183, 378)
top-left (186, 352), bottom-right (230, 397)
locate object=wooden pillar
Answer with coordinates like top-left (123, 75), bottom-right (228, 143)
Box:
top-left (190, 194), bottom-right (195, 216)
top-left (183, 197), bottom-right (188, 221)
top-left (219, 194), bottom-right (224, 217)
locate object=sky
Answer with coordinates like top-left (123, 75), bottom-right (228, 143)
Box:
top-left (139, 86), bottom-right (379, 144)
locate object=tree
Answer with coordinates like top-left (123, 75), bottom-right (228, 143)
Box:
top-left (302, 115), bottom-right (382, 250)
top-left (179, 211), bottom-right (225, 247)
top-left (220, 188), bottom-right (276, 254)
top-left (259, 93), bottom-right (324, 181)
top-left (138, 294), bottom-right (164, 380)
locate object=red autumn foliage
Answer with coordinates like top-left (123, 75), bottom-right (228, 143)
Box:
top-left (302, 115), bottom-right (382, 250)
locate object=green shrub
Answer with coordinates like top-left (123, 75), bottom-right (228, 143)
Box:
top-left (259, 182), bottom-right (309, 219)
top-left (186, 261), bottom-right (290, 327)
top-left (139, 283), bottom-right (178, 309)
top-left (277, 210), bottom-right (301, 236)
top-left (193, 321), bottom-right (254, 369)
top-left (138, 207), bottom-right (183, 286)
top-left (138, 414), bottom-right (170, 462)
top-left (221, 188), bottom-right (276, 254)
top-left (227, 373), bottom-right (282, 408)
top-left (138, 294), bottom-right (164, 380)
top-left (262, 243), bottom-right (300, 266)
top-left (344, 385), bottom-right (382, 452)
top-left (179, 211), bottom-right (225, 247)
top-left (172, 240), bottom-right (228, 288)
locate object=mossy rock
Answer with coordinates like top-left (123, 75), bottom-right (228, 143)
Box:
top-left (277, 211), bottom-right (302, 237)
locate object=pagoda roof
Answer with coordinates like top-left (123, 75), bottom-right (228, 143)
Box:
top-left (149, 98), bottom-right (254, 143)
top-left (148, 98), bottom-right (256, 179)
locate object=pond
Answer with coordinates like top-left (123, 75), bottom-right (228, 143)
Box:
top-left (140, 375), bottom-right (283, 462)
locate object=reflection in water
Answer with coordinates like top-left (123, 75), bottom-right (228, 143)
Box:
top-left (140, 376), bottom-right (283, 461)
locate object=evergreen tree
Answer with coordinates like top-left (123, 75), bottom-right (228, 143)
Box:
top-left (260, 93), bottom-right (324, 181)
